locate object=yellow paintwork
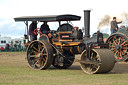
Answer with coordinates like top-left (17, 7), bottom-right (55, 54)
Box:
top-left (53, 42), bottom-right (81, 46)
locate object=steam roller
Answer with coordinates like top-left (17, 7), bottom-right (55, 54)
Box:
top-left (80, 49), bottom-right (115, 74)
top-left (14, 10), bottom-right (116, 74)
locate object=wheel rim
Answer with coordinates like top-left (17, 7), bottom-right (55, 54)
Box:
top-left (27, 41), bottom-right (49, 69)
top-left (80, 50), bottom-right (100, 74)
top-left (107, 34), bottom-right (128, 61)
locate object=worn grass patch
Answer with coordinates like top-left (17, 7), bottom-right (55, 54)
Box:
top-left (0, 52), bottom-right (128, 85)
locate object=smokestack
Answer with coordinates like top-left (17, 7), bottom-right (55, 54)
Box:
top-left (84, 10), bottom-right (91, 39)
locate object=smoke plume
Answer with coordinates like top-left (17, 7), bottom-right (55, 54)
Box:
top-left (97, 12), bottom-right (128, 33)
top-left (97, 15), bottom-right (111, 30)
top-left (121, 12), bottom-right (128, 24)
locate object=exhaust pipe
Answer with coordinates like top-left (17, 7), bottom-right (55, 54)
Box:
top-left (84, 10), bottom-right (91, 39)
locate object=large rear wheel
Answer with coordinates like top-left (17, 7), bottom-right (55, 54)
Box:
top-left (27, 40), bottom-right (53, 70)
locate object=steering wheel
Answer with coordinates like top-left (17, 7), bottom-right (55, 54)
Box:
top-left (33, 28), bottom-right (40, 35)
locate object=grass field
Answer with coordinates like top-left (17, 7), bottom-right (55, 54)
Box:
top-left (0, 52), bottom-right (128, 85)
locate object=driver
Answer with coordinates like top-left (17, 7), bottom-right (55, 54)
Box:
top-left (40, 21), bottom-right (51, 38)
top-left (40, 21), bottom-right (50, 35)
top-left (29, 21), bottom-right (37, 41)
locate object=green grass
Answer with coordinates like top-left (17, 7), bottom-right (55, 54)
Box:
top-left (0, 52), bottom-right (128, 85)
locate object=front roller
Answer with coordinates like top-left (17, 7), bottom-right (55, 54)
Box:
top-left (80, 49), bottom-right (115, 74)
top-left (27, 40), bottom-right (53, 70)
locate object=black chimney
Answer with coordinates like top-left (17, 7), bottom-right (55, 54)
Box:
top-left (84, 10), bottom-right (91, 39)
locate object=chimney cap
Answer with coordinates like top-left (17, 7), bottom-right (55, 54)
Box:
top-left (84, 10), bottom-right (91, 12)
top-left (84, 8), bottom-right (93, 12)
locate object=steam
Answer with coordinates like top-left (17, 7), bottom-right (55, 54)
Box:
top-left (121, 12), bottom-right (128, 24)
top-left (97, 15), bottom-right (111, 30)
top-left (121, 12), bottom-right (128, 20)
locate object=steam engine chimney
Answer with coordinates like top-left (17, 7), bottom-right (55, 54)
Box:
top-left (84, 10), bottom-right (91, 39)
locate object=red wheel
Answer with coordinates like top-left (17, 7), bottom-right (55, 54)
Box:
top-left (106, 33), bottom-right (128, 61)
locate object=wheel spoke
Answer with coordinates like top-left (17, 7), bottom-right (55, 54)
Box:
top-left (120, 51), bottom-right (122, 58)
top-left (109, 46), bottom-right (116, 48)
top-left (112, 38), bottom-right (117, 45)
top-left (34, 60), bottom-right (40, 66)
top-left (38, 44), bottom-right (41, 52)
top-left (111, 48), bottom-right (116, 53)
top-left (108, 41), bottom-right (116, 46)
top-left (38, 43), bottom-right (43, 52)
top-left (114, 36), bottom-right (118, 44)
top-left (117, 51), bottom-right (120, 59)
top-left (41, 48), bottom-right (45, 53)
top-left (114, 50), bottom-right (118, 57)
top-left (120, 37), bottom-right (124, 44)
top-left (33, 46), bottom-right (39, 52)
top-left (121, 41), bottom-right (127, 46)
top-left (43, 57), bottom-right (46, 62)
top-left (30, 55), bottom-right (38, 58)
top-left (123, 47), bottom-right (128, 50)
top-left (33, 50), bottom-right (38, 55)
top-left (39, 56), bottom-right (43, 65)
top-left (122, 50), bottom-right (127, 54)
top-left (122, 44), bottom-right (128, 47)
top-left (43, 53), bottom-right (47, 56)
top-left (120, 50), bottom-right (126, 56)
top-left (118, 37), bottom-right (121, 44)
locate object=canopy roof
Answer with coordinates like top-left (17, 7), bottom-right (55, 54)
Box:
top-left (14, 14), bottom-right (81, 22)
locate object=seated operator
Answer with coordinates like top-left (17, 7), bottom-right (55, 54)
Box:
top-left (72, 26), bottom-right (83, 41)
top-left (40, 21), bottom-right (51, 38)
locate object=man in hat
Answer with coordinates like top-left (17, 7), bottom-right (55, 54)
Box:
top-left (110, 17), bottom-right (122, 34)
top-left (72, 26), bottom-right (83, 41)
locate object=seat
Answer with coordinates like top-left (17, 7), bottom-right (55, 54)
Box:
top-left (58, 23), bottom-right (74, 31)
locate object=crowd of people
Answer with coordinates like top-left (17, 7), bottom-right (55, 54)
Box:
top-left (0, 42), bottom-right (26, 52)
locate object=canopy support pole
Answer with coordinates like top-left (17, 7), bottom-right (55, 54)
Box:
top-left (24, 21), bottom-right (29, 42)
top-left (24, 21), bottom-right (29, 36)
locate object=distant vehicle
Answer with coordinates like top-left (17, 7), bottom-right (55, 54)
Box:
top-left (0, 36), bottom-right (25, 51)
top-left (14, 10), bottom-right (115, 74)
top-left (0, 36), bottom-right (11, 48)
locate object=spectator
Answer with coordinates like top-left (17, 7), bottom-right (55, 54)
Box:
top-left (5, 43), bottom-right (10, 51)
top-left (18, 42), bottom-right (22, 51)
top-left (14, 44), bottom-right (17, 51)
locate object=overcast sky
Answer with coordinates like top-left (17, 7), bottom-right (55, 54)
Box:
top-left (0, 0), bottom-right (128, 38)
